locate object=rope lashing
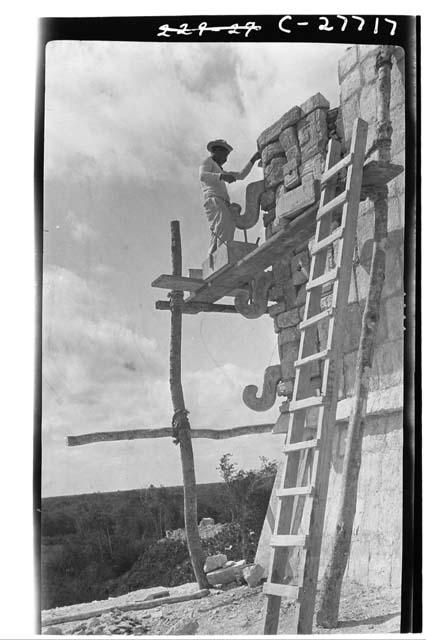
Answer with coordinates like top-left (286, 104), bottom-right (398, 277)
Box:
top-left (171, 408), bottom-right (190, 445)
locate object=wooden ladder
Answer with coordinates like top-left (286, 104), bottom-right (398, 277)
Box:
top-left (263, 118), bottom-right (368, 635)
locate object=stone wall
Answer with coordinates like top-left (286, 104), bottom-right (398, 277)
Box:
top-left (257, 93), bottom-right (343, 238)
top-left (255, 45), bottom-right (405, 589)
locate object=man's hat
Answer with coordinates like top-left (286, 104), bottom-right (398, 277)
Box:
top-left (207, 139), bottom-right (233, 154)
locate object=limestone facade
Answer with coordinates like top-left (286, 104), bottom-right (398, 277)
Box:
top-left (257, 45), bottom-right (405, 588)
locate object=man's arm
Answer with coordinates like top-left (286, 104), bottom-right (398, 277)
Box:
top-left (228, 151), bottom-right (261, 181)
top-left (199, 157), bottom-right (236, 184)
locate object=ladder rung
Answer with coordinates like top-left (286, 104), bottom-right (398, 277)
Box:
top-left (294, 349), bottom-right (330, 368)
top-left (270, 534), bottom-right (307, 547)
top-left (311, 226), bottom-right (344, 255)
top-left (283, 438), bottom-right (320, 453)
top-left (321, 153), bottom-right (354, 185)
top-left (317, 190), bottom-right (348, 220)
top-left (276, 486), bottom-right (314, 497)
top-left (263, 582), bottom-right (300, 600)
top-left (289, 396), bottom-right (325, 411)
top-left (299, 307), bottom-right (334, 330)
top-left (306, 268), bottom-right (338, 291)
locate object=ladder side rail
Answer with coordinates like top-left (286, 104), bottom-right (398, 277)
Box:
top-left (296, 118), bottom-right (369, 634)
top-left (263, 138), bottom-right (342, 635)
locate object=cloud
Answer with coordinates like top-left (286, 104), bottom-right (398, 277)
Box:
top-left (172, 44), bottom-right (245, 115)
top-left (42, 265), bottom-right (280, 495)
top-left (44, 41), bottom-right (347, 189)
top-left (65, 209), bottom-right (96, 241)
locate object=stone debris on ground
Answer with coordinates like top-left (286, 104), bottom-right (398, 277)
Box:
top-left (203, 553), bottom-right (227, 573)
top-left (243, 563), bottom-right (265, 588)
top-left (165, 617), bottom-right (199, 635)
top-left (43, 610), bottom-right (150, 636)
top-left (42, 581), bottom-right (400, 635)
top-left (199, 517), bottom-right (215, 527)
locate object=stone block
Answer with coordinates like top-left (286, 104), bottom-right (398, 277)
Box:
top-left (370, 339), bottom-right (403, 390)
top-left (359, 44), bottom-right (379, 60)
top-left (338, 45), bottom-right (358, 82)
top-left (291, 249), bottom-right (310, 286)
top-left (264, 156), bottom-right (286, 189)
top-left (279, 341), bottom-right (299, 379)
top-left (297, 110), bottom-right (329, 163)
top-left (295, 284), bottom-right (307, 306)
top-left (300, 153), bottom-right (324, 181)
top-left (204, 553), bottom-right (227, 573)
top-left (261, 140), bottom-right (285, 166)
top-left (274, 308), bottom-right (300, 329)
top-left (260, 188), bottom-right (276, 211)
top-left (340, 67), bottom-right (362, 102)
top-left (360, 54), bottom-right (377, 84)
top-left (383, 246), bottom-right (403, 297)
top-left (268, 300), bottom-right (286, 317)
top-left (257, 106), bottom-right (303, 150)
top-left (275, 174), bottom-right (319, 221)
top-left (166, 618), bottom-right (199, 635)
top-left (202, 240), bottom-right (257, 279)
top-left (205, 561), bottom-right (246, 586)
top-left (340, 92), bottom-right (360, 143)
top-left (343, 350), bottom-right (357, 396)
top-left (390, 56), bottom-right (405, 109)
top-left (283, 157), bottom-right (301, 190)
top-left (243, 563), bottom-right (264, 588)
top-left (278, 326), bottom-right (299, 344)
top-left (343, 303), bottom-right (363, 353)
top-left (278, 125), bottom-right (301, 161)
top-left (300, 92), bottom-right (330, 116)
top-left (385, 295), bottom-right (404, 340)
top-left (363, 121), bottom-right (377, 162)
top-left (359, 83), bottom-right (377, 124)
top-left (390, 103), bottom-right (406, 156)
top-left (388, 167), bottom-right (405, 201)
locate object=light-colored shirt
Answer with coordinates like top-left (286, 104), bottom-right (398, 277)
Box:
top-left (199, 156), bottom-right (255, 202)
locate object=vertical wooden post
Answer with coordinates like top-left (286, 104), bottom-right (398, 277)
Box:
top-left (316, 45), bottom-right (394, 628)
top-left (169, 220), bottom-right (209, 590)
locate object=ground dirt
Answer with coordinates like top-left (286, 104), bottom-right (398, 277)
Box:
top-left (42, 580), bottom-right (400, 635)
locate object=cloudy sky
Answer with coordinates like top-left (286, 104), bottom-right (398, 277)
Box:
top-left (42, 40), bottom-right (349, 497)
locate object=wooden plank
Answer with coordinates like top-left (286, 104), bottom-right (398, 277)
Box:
top-left (270, 534), bottom-right (307, 547)
top-left (289, 396), bottom-right (325, 412)
top-left (311, 226), bottom-right (343, 255)
top-left (202, 240), bottom-right (258, 279)
top-left (41, 590), bottom-right (210, 627)
top-left (294, 349), bottom-right (330, 368)
top-left (283, 438), bottom-right (320, 453)
top-left (316, 190), bottom-right (348, 220)
top-left (263, 583), bottom-right (300, 599)
top-left (321, 153), bottom-right (353, 185)
top-left (67, 423), bottom-right (275, 446)
top-left (151, 274), bottom-right (204, 292)
top-left (155, 300), bottom-right (240, 314)
top-left (299, 307), bottom-right (334, 330)
top-left (187, 205), bottom-right (318, 305)
top-left (306, 268), bottom-right (338, 291)
top-left (276, 485), bottom-right (313, 497)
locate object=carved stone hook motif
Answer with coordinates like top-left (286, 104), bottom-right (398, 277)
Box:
top-left (231, 180), bottom-right (265, 230)
top-left (243, 364), bottom-right (282, 412)
top-left (234, 270), bottom-right (273, 319)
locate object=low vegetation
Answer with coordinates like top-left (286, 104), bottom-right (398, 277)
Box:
top-left (41, 455), bottom-right (276, 609)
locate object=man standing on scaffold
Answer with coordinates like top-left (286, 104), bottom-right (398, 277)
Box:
top-left (199, 139), bottom-right (260, 264)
